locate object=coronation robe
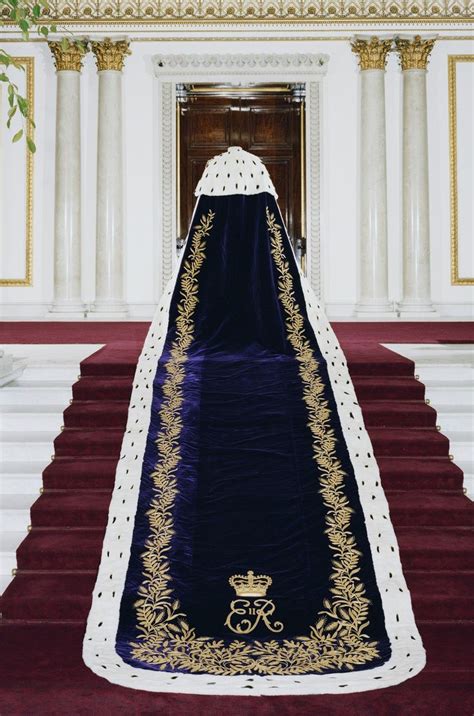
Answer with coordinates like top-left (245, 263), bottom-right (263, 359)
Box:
top-left (83, 146), bottom-right (425, 695)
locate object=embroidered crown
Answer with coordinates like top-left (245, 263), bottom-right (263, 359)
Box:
top-left (229, 570), bottom-right (272, 598)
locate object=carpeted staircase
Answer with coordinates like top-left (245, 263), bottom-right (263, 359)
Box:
top-left (1, 329), bottom-right (473, 715)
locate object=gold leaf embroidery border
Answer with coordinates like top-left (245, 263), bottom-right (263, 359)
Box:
top-left (129, 207), bottom-right (380, 675)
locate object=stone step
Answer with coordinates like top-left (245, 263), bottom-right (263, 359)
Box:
top-left (384, 344), bottom-right (474, 365)
top-left (0, 387), bottom-right (71, 407)
top-left (0, 460), bottom-right (51, 476)
top-left (449, 441), bottom-right (474, 464)
top-left (0, 493), bottom-right (37, 530)
top-left (0, 403), bottom-right (67, 415)
top-left (0, 430), bottom-right (61, 444)
top-left (437, 412), bottom-right (474, 433)
top-left (0, 413), bottom-right (63, 431)
top-left (8, 377), bottom-right (75, 389)
top-left (0, 573), bottom-right (13, 594)
top-left (0, 473), bottom-right (43, 495)
top-left (455, 457), bottom-right (474, 478)
top-left (421, 375), bottom-right (474, 389)
top-left (0, 530), bottom-right (28, 593)
top-left (0, 442), bottom-right (53, 463)
top-left (464, 473), bottom-right (474, 500)
top-left (424, 386), bottom-right (474, 408)
top-left (416, 365), bottom-right (474, 382)
top-left (19, 366), bottom-right (80, 382)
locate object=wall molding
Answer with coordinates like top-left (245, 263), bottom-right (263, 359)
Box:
top-left (0, 56), bottom-right (34, 287)
top-left (448, 53), bottom-right (474, 286)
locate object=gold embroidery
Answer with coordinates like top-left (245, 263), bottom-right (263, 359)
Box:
top-left (132, 209), bottom-right (214, 644)
top-left (266, 207), bottom-right (378, 658)
top-left (225, 598), bottom-right (284, 635)
top-left (229, 570), bottom-right (272, 598)
top-left (129, 206), bottom-right (380, 674)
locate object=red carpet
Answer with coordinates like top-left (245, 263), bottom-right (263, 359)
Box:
top-left (1, 322), bottom-right (473, 715)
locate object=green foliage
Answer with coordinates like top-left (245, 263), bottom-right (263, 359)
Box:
top-left (1, 0), bottom-right (65, 152)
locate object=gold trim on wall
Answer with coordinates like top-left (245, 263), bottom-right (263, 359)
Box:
top-left (1, 0), bottom-right (474, 24)
top-left (0, 36), bottom-right (473, 43)
top-left (449, 54), bottom-right (474, 286)
top-left (0, 56), bottom-right (34, 287)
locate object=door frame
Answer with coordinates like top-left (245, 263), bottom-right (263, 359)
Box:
top-left (153, 53), bottom-right (329, 300)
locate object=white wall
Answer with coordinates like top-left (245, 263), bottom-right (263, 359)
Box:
top-left (1, 32), bottom-right (473, 318)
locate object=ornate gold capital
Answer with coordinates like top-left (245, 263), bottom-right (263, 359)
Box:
top-left (90, 38), bottom-right (131, 72)
top-left (351, 37), bottom-right (392, 71)
top-left (394, 36), bottom-right (436, 71)
top-left (48, 40), bottom-right (87, 72)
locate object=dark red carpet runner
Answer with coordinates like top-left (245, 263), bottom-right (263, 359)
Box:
top-left (0, 322), bottom-right (473, 715)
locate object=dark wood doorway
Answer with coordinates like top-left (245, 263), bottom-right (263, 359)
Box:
top-left (177, 83), bottom-right (306, 264)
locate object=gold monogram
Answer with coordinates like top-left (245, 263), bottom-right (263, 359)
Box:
top-left (225, 598), bottom-right (284, 635)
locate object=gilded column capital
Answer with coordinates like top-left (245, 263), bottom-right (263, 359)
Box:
top-left (90, 38), bottom-right (131, 72)
top-left (351, 37), bottom-right (393, 71)
top-left (394, 36), bottom-right (436, 71)
top-left (48, 40), bottom-right (88, 72)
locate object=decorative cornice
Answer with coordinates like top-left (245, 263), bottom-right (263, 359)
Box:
top-left (153, 53), bottom-right (329, 77)
top-left (351, 36), bottom-right (393, 70)
top-left (90, 38), bottom-right (131, 71)
top-left (2, 0), bottom-right (473, 24)
top-left (48, 40), bottom-right (88, 71)
top-left (394, 35), bottom-right (437, 70)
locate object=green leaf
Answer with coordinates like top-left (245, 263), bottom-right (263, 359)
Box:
top-left (12, 128), bottom-right (23, 143)
top-left (0, 54), bottom-right (11, 67)
top-left (32, 4), bottom-right (41, 17)
top-left (7, 105), bottom-right (17, 128)
top-left (40, 26), bottom-right (48, 36)
top-left (0, 73), bottom-right (8, 82)
top-left (61, 37), bottom-right (69, 51)
top-left (50, 24), bottom-right (57, 32)
top-left (17, 97), bottom-right (28, 116)
top-left (27, 137), bottom-right (36, 153)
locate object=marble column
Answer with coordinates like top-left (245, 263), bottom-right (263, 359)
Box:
top-left (47, 41), bottom-right (87, 316)
top-left (89, 38), bottom-right (131, 318)
top-left (395, 35), bottom-right (437, 316)
top-left (351, 37), bottom-right (394, 317)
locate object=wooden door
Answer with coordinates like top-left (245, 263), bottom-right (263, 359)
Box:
top-left (177, 85), bottom-right (305, 256)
